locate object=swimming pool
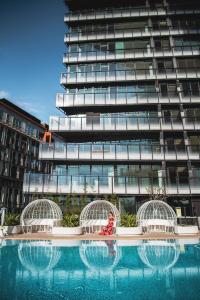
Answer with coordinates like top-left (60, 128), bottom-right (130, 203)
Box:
top-left (0, 239), bottom-right (200, 300)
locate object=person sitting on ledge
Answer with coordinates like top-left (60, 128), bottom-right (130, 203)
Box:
top-left (99, 212), bottom-right (115, 235)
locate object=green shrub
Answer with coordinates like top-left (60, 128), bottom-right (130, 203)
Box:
top-left (4, 213), bottom-right (20, 226)
top-left (61, 214), bottom-right (79, 227)
top-left (121, 214), bottom-right (137, 227)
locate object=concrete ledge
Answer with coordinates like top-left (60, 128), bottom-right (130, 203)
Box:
top-left (52, 226), bottom-right (82, 235)
top-left (116, 227), bottom-right (142, 235)
top-left (175, 225), bottom-right (199, 235)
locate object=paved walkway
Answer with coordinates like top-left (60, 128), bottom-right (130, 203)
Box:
top-left (5, 232), bottom-right (200, 240)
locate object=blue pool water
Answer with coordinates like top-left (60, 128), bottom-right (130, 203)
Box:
top-left (0, 239), bottom-right (200, 300)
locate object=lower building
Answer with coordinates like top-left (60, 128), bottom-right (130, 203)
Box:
top-left (0, 98), bottom-right (53, 212)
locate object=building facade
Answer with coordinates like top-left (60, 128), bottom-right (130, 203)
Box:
top-left (0, 99), bottom-right (52, 212)
top-left (24, 0), bottom-right (200, 216)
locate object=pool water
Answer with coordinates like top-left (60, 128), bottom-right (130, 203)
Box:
top-left (0, 239), bottom-right (200, 300)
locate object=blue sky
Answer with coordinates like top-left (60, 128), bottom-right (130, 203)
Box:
top-left (0, 0), bottom-right (66, 122)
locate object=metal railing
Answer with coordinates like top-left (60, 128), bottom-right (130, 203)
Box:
top-left (56, 92), bottom-right (200, 108)
top-left (64, 46), bottom-right (200, 63)
top-left (39, 143), bottom-right (200, 161)
top-left (60, 68), bottom-right (200, 85)
top-left (64, 6), bottom-right (200, 21)
top-left (49, 115), bottom-right (200, 132)
top-left (64, 26), bottom-right (200, 42)
top-left (23, 173), bottom-right (200, 195)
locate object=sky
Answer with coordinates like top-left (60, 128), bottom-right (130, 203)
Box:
top-left (0, 0), bottom-right (66, 123)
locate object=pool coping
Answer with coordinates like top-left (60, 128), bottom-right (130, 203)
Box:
top-left (3, 232), bottom-right (200, 240)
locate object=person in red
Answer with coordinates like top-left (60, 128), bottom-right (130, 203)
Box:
top-left (99, 212), bottom-right (115, 235)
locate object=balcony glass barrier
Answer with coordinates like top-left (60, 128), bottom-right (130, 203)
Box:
top-left (64, 5), bottom-right (200, 21)
top-left (56, 92), bottom-right (185, 108)
top-left (23, 173), bottom-right (200, 195)
top-left (64, 26), bottom-right (200, 42)
top-left (60, 68), bottom-right (200, 85)
top-left (39, 143), bottom-right (200, 161)
top-left (49, 115), bottom-right (200, 131)
top-left (64, 46), bottom-right (200, 62)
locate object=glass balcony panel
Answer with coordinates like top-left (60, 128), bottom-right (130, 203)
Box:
top-left (43, 175), bottom-right (57, 193)
top-left (116, 145), bottom-right (128, 160)
top-left (54, 143), bottom-right (66, 159)
top-left (99, 176), bottom-right (112, 194)
top-left (128, 144), bottom-right (140, 159)
top-left (71, 176), bottom-right (85, 194)
top-left (126, 177), bottom-right (139, 193)
top-left (57, 176), bottom-right (70, 193)
top-left (190, 177), bottom-right (200, 193)
top-left (67, 144), bottom-right (78, 159)
top-left (79, 144), bottom-right (91, 159)
top-left (140, 177), bottom-right (152, 193)
top-left (113, 177), bottom-right (126, 193)
top-left (140, 145), bottom-right (153, 159)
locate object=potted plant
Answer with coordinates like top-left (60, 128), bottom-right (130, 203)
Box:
top-left (116, 214), bottom-right (142, 235)
top-left (52, 213), bottom-right (82, 235)
top-left (4, 213), bottom-right (21, 235)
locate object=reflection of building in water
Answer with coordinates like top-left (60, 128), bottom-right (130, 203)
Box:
top-left (18, 241), bottom-right (61, 272)
top-left (1, 240), bottom-right (200, 300)
top-left (138, 240), bottom-right (180, 273)
top-left (79, 240), bottom-right (121, 272)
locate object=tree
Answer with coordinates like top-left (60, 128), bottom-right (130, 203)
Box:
top-left (65, 194), bottom-right (72, 213)
top-left (146, 186), bottom-right (167, 201)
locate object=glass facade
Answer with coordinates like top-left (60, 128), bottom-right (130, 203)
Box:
top-left (24, 0), bottom-right (200, 216)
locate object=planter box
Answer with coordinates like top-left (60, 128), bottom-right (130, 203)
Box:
top-left (175, 225), bottom-right (199, 235)
top-left (4, 225), bottom-right (21, 235)
top-left (116, 226), bottom-right (142, 236)
top-left (52, 226), bottom-right (82, 235)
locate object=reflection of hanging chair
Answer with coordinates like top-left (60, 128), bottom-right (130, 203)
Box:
top-left (18, 241), bottom-right (61, 272)
top-left (137, 200), bottom-right (177, 233)
top-left (80, 200), bottom-right (120, 234)
top-left (138, 240), bottom-right (180, 274)
top-left (79, 240), bottom-right (121, 272)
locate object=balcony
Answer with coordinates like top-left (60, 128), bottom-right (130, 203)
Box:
top-left (49, 115), bottom-right (200, 133)
top-left (64, 46), bottom-right (200, 64)
top-left (23, 173), bottom-right (200, 195)
top-left (64, 6), bottom-right (200, 22)
top-left (60, 68), bottom-right (200, 86)
top-left (56, 92), bottom-right (200, 111)
top-left (39, 143), bottom-right (200, 162)
top-left (64, 26), bottom-right (200, 43)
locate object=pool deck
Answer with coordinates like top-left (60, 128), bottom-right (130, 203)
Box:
top-left (4, 232), bottom-right (200, 240)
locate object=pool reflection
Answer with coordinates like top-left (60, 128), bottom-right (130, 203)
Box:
top-left (0, 239), bottom-right (200, 300)
top-left (79, 240), bottom-right (121, 272)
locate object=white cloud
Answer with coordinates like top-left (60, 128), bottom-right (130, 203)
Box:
top-left (0, 90), bottom-right (10, 98)
top-left (16, 101), bottom-right (41, 114)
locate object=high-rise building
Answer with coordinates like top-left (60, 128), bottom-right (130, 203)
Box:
top-left (24, 0), bottom-right (200, 216)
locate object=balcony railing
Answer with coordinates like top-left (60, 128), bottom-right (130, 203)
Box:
top-left (64, 6), bottom-right (200, 22)
top-left (23, 173), bottom-right (200, 195)
top-left (56, 92), bottom-right (200, 109)
top-left (49, 115), bottom-right (200, 132)
top-left (60, 68), bottom-right (200, 85)
top-left (64, 26), bottom-right (200, 42)
top-left (39, 143), bottom-right (200, 161)
top-left (64, 46), bottom-right (200, 63)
